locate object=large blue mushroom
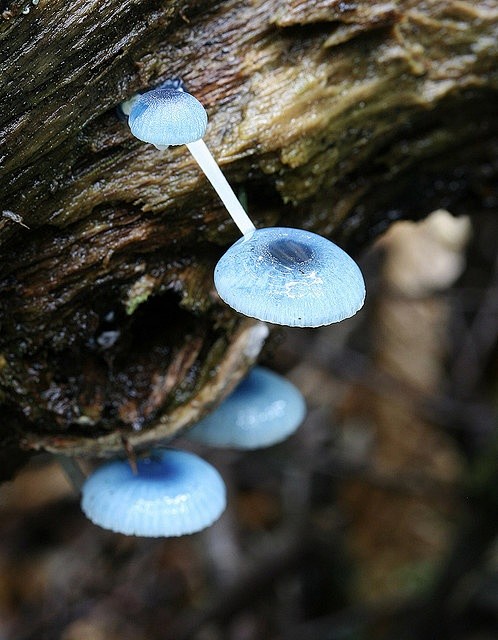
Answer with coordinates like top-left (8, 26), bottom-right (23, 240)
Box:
top-left (187, 366), bottom-right (306, 449)
top-left (215, 227), bottom-right (365, 327)
top-left (81, 449), bottom-right (226, 537)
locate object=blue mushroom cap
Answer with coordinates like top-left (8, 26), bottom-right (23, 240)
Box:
top-left (81, 449), bottom-right (226, 537)
top-left (214, 227), bottom-right (365, 327)
top-left (128, 88), bottom-right (208, 147)
top-left (187, 366), bottom-right (306, 449)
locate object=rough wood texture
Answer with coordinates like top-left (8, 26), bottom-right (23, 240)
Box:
top-left (0, 0), bottom-right (497, 459)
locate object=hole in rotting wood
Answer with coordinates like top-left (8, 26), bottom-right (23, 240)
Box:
top-left (42, 290), bottom-right (217, 436)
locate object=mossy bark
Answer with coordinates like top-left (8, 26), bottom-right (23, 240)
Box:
top-left (0, 0), bottom-right (497, 460)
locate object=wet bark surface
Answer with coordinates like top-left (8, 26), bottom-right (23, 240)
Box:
top-left (0, 0), bottom-right (497, 460)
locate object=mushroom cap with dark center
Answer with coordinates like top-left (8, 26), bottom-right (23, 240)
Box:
top-left (128, 88), bottom-right (208, 147)
top-left (214, 227), bottom-right (366, 327)
top-left (81, 449), bottom-right (226, 537)
top-left (187, 366), bottom-right (306, 449)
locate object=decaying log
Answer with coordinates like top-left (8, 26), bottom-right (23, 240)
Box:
top-left (0, 0), bottom-right (497, 460)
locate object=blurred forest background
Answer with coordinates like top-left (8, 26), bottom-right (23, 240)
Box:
top-left (0, 205), bottom-right (496, 640)
top-left (1, 0), bottom-right (498, 638)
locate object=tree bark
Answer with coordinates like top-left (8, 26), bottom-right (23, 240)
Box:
top-left (0, 0), bottom-right (497, 460)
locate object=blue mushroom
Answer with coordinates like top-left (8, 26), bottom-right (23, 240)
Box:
top-left (81, 449), bottom-right (226, 537)
top-left (214, 227), bottom-right (365, 327)
top-left (127, 84), bottom-right (255, 235)
top-left (187, 366), bottom-right (306, 449)
top-left (125, 83), bottom-right (366, 325)
top-left (128, 88), bottom-right (208, 148)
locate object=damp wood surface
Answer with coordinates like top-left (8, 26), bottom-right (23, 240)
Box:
top-left (0, 0), bottom-right (497, 462)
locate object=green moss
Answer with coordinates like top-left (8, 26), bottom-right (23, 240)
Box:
top-left (125, 275), bottom-right (157, 315)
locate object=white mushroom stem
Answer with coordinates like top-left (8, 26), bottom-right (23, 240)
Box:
top-left (186, 139), bottom-right (256, 236)
top-left (56, 454), bottom-right (86, 493)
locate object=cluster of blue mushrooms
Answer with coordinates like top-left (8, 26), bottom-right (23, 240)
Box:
top-left (125, 82), bottom-right (366, 327)
top-left (77, 81), bottom-right (367, 538)
top-left (80, 367), bottom-right (305, 537)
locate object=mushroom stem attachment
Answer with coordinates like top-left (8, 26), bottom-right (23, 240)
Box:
top-left (186, 139), bottom-right (256, 237)
top-left (121, 434), bottom-right (138, 475)
top-left (56, 454), bottom-right (86, 493)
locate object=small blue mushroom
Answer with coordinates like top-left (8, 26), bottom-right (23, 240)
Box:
top-left (214, 227), bottom-right (365, 327)
top-left (81, 449), bottom-right (226, 537)
top-left (129, 88), bottom-right (208, 148)
top-left (127, 85), bottom-right (255, 235)
top-left (187, 366), bottom-right (306, 449)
